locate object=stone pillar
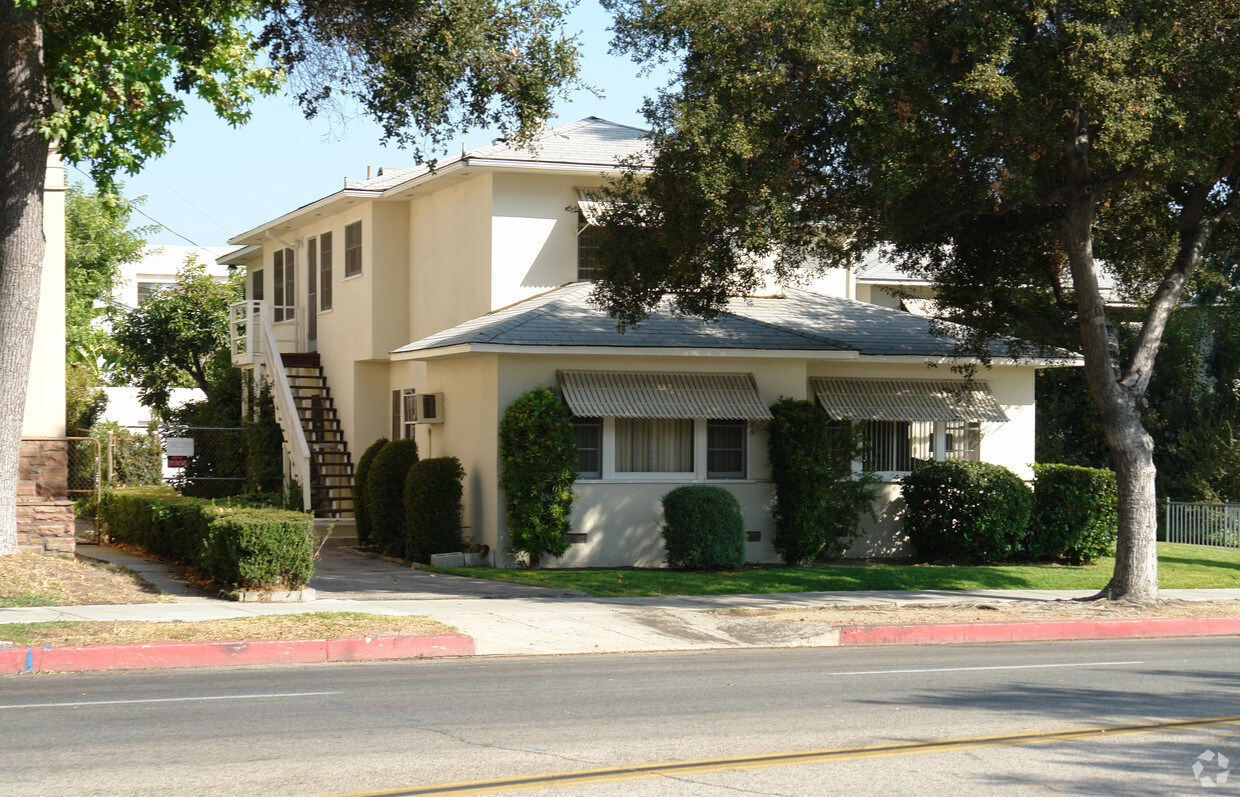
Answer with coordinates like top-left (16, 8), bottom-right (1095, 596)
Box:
top-left (17, 438), bottom-right (75, 555)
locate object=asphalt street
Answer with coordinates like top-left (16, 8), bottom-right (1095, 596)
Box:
top-left (4, 636), bottom-right (1239, 796)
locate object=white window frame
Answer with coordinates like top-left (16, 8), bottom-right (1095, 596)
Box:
top-left (575, 418), bottom-right (750, 482)
top-left (861, 419), bottom-right (983, 477)
top-left (344, 220), bottom-right (363, 278)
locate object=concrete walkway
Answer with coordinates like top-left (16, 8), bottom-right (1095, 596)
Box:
top-left (0, 543), bottom-right (1237, 658)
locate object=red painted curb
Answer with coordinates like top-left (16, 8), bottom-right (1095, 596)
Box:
top-left (838, 616), bottom-right (1240, 646)
top-left (1, 633), bottom-right (474, 675)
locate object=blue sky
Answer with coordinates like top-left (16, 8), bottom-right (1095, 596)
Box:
top-left (106, 2), bottom-right (668, 248)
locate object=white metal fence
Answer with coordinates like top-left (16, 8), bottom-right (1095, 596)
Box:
top-left (1165, 501), bottom-right (1240, 548)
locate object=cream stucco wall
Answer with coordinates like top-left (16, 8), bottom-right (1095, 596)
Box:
top-left (414, 351), bottom-right (1039, 568)
top-left (408, 173), bottom-right (493, 342)
top-left (24, 150), bottom-right (66, 437)
top-left (490, 172), bottom-right (597, 307)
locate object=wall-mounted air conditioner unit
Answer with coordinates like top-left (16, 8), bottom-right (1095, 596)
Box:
top-left (415, 392), bottom-right (445, 424)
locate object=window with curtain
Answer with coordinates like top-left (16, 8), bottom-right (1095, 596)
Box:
top-left (615, 418), bottom-right (693, 473)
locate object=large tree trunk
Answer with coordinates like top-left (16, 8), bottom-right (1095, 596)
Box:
top-left (0, 4), bottom-right (52, 555)
top-left (1059, 120), bottom-right (1160, 602)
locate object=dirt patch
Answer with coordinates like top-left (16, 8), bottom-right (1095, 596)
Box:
top-left (724, 599), bottom-right (1240, 627)
top-left (0, 612), bottom-right (456, 647)
top-left (0, 553), bottom-right (164, 607)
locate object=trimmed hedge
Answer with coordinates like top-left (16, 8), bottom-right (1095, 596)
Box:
top-left (768, 399), bottom-right (878, 564)
top-left (364, 438), bottom-right (420, 557)
top-left (99, 487), bottom-right (314, 591)
top-left (354, 437), bottom-right (389, 547)
top-left (202, 509), bottom-right (315, 590)
top-left (661, 485), bottom-right (746, 569)
top-left (901, 461), bottom-right (1033, 562)
top-left (1030, 463), bottom-right (1119, 564)
top-left (498, 387), bottom-right (576, 567)
top-left (404, 457), bottom-right (466, 563)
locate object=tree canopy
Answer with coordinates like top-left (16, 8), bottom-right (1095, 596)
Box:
top-left (112, 258), bottom-right (242, 413)
top-left (0, 0), bottom-right (582, 554)
top-left (65, 182), bottom-right (150, 377)
top-left (596, 0), bottom-right (1240, 601)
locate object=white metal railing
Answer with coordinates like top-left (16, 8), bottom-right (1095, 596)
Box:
top-left (1166, 501), bottom-right (1240, 548)
top-left (229, 300), bottom-right (303, 365)
top-left (258, 313), bottom-right (312, 512)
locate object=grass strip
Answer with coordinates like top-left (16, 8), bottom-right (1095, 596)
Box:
top-left (430, 542), bottom-right (1240, 597)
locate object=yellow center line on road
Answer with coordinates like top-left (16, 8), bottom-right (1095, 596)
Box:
top-left (332, 714), bottom-right (1240, 796)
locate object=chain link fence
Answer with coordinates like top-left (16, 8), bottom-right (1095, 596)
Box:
top-left (161, 424), bottom-right (248, 499)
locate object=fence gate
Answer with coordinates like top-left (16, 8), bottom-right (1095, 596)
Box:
top-left (1165, 501), bottom-right (1240, 549)
top-left (62, 436), bottom-right (102, 543)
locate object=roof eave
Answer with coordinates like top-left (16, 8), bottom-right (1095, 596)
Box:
top-left (229, 189), bottom-right (383, 246)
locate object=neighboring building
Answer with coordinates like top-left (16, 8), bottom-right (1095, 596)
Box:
top-left (115, 245), bottom-right (234, 309)
top-left (18, 148), bottom-right (71, 554)
top-left (224, 117), bottom-right (1067, 567)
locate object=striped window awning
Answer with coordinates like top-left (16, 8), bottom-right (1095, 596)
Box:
top-left (576, 188), bottom-right (609, 226)
top-left (811, 378), bottom-right (1009, 423)
top-left (558, 371), bottom-right (773, 420)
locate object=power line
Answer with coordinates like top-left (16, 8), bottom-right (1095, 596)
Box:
top-left (68, 164), bottom-right (211, 248)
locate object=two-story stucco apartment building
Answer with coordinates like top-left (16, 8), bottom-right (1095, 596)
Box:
top-left (222, 117), bottom-right (1064, 568)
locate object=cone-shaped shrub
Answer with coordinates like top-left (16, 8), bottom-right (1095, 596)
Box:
top-left (404, 456), bottom-right (466, 563)
top-left (353, 437), bottom-right (388, 547)
top-left (364, 438), bottom-right (419, 556)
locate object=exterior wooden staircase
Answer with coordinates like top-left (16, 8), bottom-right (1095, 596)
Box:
top-left (280, 353), bottom-right (354, 518)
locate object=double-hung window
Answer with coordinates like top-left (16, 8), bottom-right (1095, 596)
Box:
top-left (319, 232), bottom-right (333, 310)
top-left (272, 247), bottom-right (294, 322)
top-left (344, 221), bottom-right (362, 277)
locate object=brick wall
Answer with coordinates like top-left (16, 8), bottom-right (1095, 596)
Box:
top-left (18, 438), bottom-right (75, 555)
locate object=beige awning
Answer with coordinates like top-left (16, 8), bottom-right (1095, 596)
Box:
top-left (811, 378), bottom-right (1009, 423)
top-left (575, 188), bottom-right (610, 226)
top-left (558, 371), bottom-right (773, 420)
top-left (900, 297), bottom-right (941, 318)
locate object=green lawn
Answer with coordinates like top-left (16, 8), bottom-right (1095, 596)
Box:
top-left (431, 542), bottom-right (1240, 597)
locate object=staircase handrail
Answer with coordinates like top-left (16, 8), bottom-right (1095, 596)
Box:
top-left (259, 313), bottom-right (313, 512)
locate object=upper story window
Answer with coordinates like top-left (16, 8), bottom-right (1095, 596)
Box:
top-left (344, 221), bottom-right (362, 278)
top-left (272, 247), bottom-right (295, 322)
top-left (250, 269), bottom-right (264, 302)
top-left (319, 232), bottom-right (333, 310)
top-left (137, 281), bottom-right (174, 303)
top-left (576, 223), bottom-right (604, 282)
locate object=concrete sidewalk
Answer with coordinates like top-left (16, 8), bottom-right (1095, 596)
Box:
top-left (0, 543), bottom-right (1236, 658)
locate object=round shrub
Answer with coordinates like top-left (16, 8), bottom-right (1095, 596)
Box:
top-left (364, 438), bottom-right (419, 556)
top-left (901, 460), bottom-right (1032, 562)
top-left (353, 437), bottom-right (388, 547)
top-left (404, 457), bottom-right (466, 563)
top-left (1029, 463), bottom-right (1118, 564)
top-left (661, 485), bottom-right (746, 569)
top-left (499, 387), bottom-right (577, 567)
